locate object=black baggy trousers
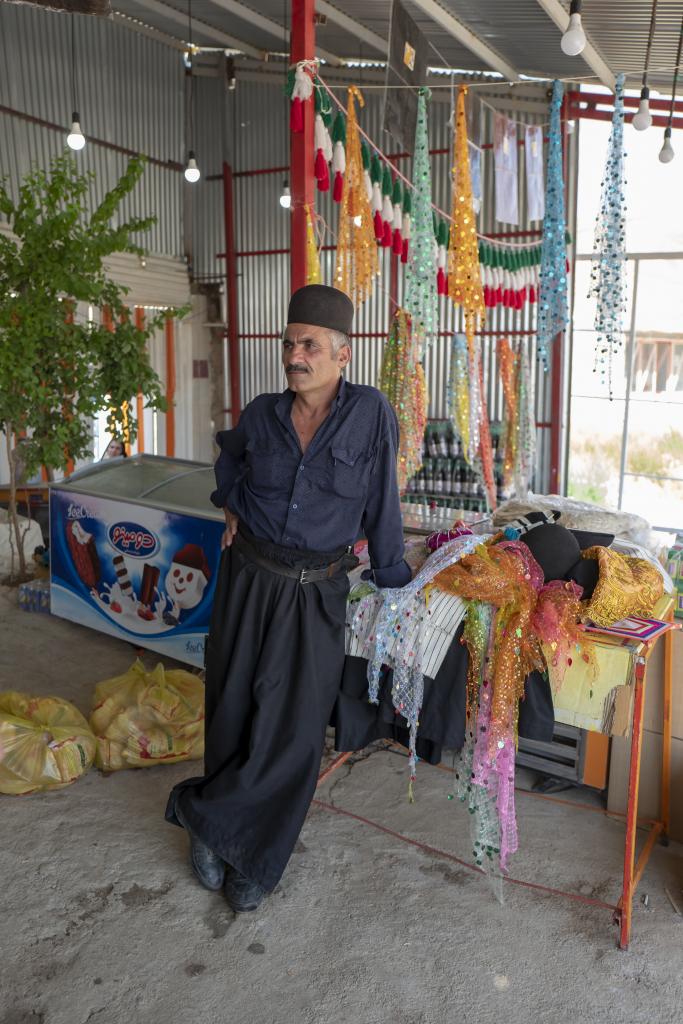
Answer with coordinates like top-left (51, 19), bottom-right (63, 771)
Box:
top-left (165, 531), bottom-right (349, 893)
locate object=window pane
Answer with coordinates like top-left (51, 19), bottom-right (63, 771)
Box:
top-left (567, 397), bottom-right (625, 507)
top-left (621, 474), bottom-right (683, 532)
top-left (623, 259), bottom-right (683, 527)
top-left (571, 259), bottom-right (635, 335)
top-left (570, 330), bottom-right (628, 401)
top-left (576, 116), bottom-right (683, 254)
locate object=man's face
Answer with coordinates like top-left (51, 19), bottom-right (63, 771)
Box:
top-left (282, 323), bottom-right (350, 394)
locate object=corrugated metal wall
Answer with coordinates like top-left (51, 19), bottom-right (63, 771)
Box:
top-left (0, 4), bottom-right (184, 259)
top-left (192, 76), bottom-right (575, 491)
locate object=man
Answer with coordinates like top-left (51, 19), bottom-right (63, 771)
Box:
top-left (165, 284), bottom-right (411, 913)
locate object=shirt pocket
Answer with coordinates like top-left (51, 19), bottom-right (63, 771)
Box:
top-left (246, 439), bottom-right (290, 493)
top-left (330, 446), bottom-right (371, 499)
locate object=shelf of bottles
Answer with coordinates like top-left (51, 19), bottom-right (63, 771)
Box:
top-left (402, 421), bottom-right (506, 513)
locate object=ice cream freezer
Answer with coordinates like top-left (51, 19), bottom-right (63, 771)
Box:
top-left (50, 455), bottom-right (224, 668)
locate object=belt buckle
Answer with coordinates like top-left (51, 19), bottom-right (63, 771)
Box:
top-left (298, 567), bottom-right (310, 585)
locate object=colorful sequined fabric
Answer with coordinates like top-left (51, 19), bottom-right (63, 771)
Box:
top-left (581, 545), bottom-right (664, 627)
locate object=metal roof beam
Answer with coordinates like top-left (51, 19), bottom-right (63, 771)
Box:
top-left (534, 0), bottom-right (615, 90)
top-left (133, 0), bottom-right (266, 59)
top-left (205, 0), bottom-right (344, 65)
top-left (315, 1), bottom-right (388, 57)
top-left (409, 0), bottom-right (520, 81)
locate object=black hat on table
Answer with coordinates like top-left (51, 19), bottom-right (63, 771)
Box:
top-left (287, 284), bottom-right (354, 335)
top-left (502, 510), bottom-right (614, 599)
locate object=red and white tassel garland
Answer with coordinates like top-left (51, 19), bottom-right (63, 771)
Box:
top-left (401, 211), bottom-right (411, 263)
top-left (314, 113), bottom-right (330, 192)
top-left (290, 65), bottom-right (313, 134)
top-left (332, 138), bottom-right (346, 203)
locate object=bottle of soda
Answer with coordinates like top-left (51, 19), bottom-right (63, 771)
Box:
top-left (452, 464), bottom-right (462, 498)
top-left (425, 459), bottom-right (435, 493)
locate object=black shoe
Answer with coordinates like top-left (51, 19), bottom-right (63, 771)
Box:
top-left (174, 795), bottom-right (226, 892)
top-left (224, 868), bottom-right (266, 913)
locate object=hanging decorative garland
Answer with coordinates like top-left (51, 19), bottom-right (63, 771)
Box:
top-left (447, 86), bottom-right (486, 341)
top-left (331, 110), bottom-right (346, 203)
top-left (447, 333), bottom-right (471, 457)
top-left (313, 80), bottom-right (333, 192)
top-left (379, 309), bottom-right (428, 491)
top-left (401, 189), bottom-right (412, 264)
top-left (333, 87), bottom-right (378, 307)
top-left (589, 73), bottom-right (627, 397)
top-left (446, 85), bottom-right (495, 509)
top-left (287, 62), bottom-right (314, 134)
top-left (305, 205), bottom-right (321, 285)
top-left (498, 338), bottom-right (519, 491)
top-left (380, 165), bottom-right (394, 248)
top-left (537, 80), bottom-right (569, 365)
top-left (403, 87), bottom-right (438, 355)
top-left (515, 342), bottom-right (536, 496)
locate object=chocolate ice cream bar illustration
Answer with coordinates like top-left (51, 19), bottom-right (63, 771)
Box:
top-left (112, 554), bottom-right (134, 601)
top-left (66, 520), bottom-right (101, 590)
top-left (137, 563), bottom-right (160, 621)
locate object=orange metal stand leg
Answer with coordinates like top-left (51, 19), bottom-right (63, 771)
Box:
top-left (662, 625), bottom-right (674, 840)
top-left (619, 658), bottom-right (646, 950)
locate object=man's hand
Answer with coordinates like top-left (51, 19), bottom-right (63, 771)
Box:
top-left (222, 508), bottom-right (239, 550)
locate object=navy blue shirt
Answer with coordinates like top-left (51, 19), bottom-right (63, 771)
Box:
top-left (210, 379), bottom-right (411, 588)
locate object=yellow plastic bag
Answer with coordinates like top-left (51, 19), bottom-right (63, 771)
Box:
top-left (0, 693), bottom-right (96, 795)
top-left (89, 660), bottom-right (204, 771)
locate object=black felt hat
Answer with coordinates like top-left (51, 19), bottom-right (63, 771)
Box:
top-left (521, 523), bottom-right (582, 583)
top-left (566, 557), bottom-right (600, 600)
top-left (503, 510), bottom-right (615, 597)
top-left (287, 284), bottom-right (354, 334)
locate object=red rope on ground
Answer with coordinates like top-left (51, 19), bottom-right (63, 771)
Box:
top-left (312, 798), bottom-right (619, 913)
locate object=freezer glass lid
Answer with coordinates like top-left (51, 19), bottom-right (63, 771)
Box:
top-left (51, 455), bottom-right (211, 504)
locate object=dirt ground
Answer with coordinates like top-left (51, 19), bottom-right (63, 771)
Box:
top-left (1, 586), bottom-right (682, 1024)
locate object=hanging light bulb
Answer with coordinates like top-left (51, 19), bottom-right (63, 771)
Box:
top-left (353, 214), bottom-right (362, 227)
top-left (66, 112), bottom-right (86, 151)
top-left (632, 87), bottom-right (652, 131)
top-left (634, 3), bottom-right (658, 131)
top-left (184, 151), bottom-right (201, 183)
top-left (561, 0), bottom-right (587, 56)
top-left (659, 14), bottom-right (683, 163)
top-left (279, 180), bottom-right (291, 208)
top-left (658, 127), bottom-right (674, 163)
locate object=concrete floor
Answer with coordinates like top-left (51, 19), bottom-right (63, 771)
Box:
top-left (1, 584), bottom-right (682, 1024)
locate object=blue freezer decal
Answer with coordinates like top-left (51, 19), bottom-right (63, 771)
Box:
top-left (50, 489), bottom-right (224, 667)
top-left (108, 521), bottom-right (160, 558)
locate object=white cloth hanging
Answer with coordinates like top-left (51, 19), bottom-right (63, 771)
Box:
top-left (525, 124), bottom-right (545, 223)
top-left (494, 113), bottom-right (519, 225)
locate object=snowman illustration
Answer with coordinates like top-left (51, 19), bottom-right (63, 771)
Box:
top-left (162, 544), bottom-right (211, 626)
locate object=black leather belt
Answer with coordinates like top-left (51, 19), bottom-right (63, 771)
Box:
top-left (233, 530), bottom-right (357, 584)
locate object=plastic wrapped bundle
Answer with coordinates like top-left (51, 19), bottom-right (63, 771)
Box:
top-left (89, 660), bottom-right (204, 771)
top-left (0, 693), bottom-right (96, 795)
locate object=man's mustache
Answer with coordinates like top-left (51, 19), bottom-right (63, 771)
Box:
top-left (286, 364), bottom-right (309, 373)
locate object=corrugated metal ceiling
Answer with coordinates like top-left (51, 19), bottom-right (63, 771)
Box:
top-left (113, 0), bottom-right (683, 92)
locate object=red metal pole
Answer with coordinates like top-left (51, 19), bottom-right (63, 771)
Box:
top-left (134, 306), bottom-right (146, 454)
top-left (290, 0), bottom-right (315, 293)
top-left (223, 161), bottom-right (241, 425)
top-left (165, 317), bottom-right (176, 457)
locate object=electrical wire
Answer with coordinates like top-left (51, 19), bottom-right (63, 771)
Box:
top-left (666, 15), bottom-right (683, 130)
top-left (642, 0), bottom-right (659, 89)
top-left (70, 14), bottom-right (76, 113)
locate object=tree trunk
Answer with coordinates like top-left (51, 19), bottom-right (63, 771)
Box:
top-left (5, 425), bottom-right (27, 580)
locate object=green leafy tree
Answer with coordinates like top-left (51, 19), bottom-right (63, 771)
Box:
top-left (0, 153), bottom-right (181, 580)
